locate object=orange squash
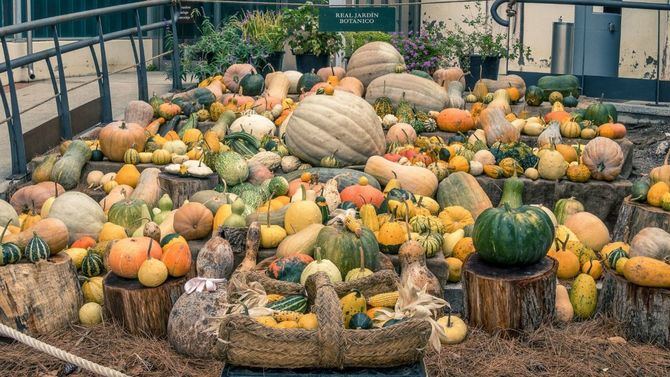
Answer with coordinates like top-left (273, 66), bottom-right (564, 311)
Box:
top-left (544, 110), bottom-right (571, 124)
top-left (71, 236), bottom-right (96, 249)
top-left (144, 117), bottom-right (165, 136)
top-left (436, 108), bottom-right (474, 133)
top-left (173, 202), bottom-right (213, 240)
top-left (161, 242), bottom-right (192, 277)
top-left (556, 144), bottom-right (578, 163)
top-left (339, 176), bottom-right (385, 209)
top-left (108, 237), bottom-right (162, 278)
top-left (598, 122), bottom-right (627, 139)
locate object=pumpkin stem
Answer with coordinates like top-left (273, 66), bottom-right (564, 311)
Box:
top-left (265, 190), bottom-right (275, 227)
top-left (403, 201), bottom-right (412, 237)
top-left (447, 310), bottom-right (452, 328)
top-left (0, 219), bottom-right (12, 240)
top-left (358, 246), bottom-right (366, 272)
top-left (586, 258), bottom-right (594, 275)
top-left (300, 184), bottom-right (307, 202)
top-left (146, 238), bottom-right (154, 260)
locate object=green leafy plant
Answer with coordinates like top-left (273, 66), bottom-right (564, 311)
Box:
top-left (343, 32), bottom-right (391, 57)
top-left (282, 1), bottom-right (343, 56)
top-left (232, 10), bottom-right (286, 53)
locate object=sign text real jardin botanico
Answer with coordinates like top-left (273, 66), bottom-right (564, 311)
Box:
top-left (319, 7), bottom-right (396, 32)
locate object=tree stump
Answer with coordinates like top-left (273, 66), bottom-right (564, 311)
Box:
top-left (462, 254), bottom-right (557, 336)
top-left (612, 196), bottom-right (670, 243)
top-left (158, 173), bottom-right (218, 208)
top-left (597, 269), bottom-right (670, 347)
top-left (0, 253), bottom-right (82, 335)
top-left (103, 272), bottom-right (186, 338)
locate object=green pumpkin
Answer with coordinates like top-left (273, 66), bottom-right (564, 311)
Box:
top-left (349, 312), bottom-right (373, 329)
top-left (607, 247), bottom-right (628, 269)
top-left (192, 87), bottom-right (216, 107)
top-left (297, 72), bottom-right (323, 93)
top-left (267, 254), bottom-right (314, 283)
top-left (239, 73), bottom-right (265, 96)
top-left (50, 140), bottom-right (92, 190)
top-left (410, 215), bottom-right (443, 234)
top-left (26, 232), bottom-right (49, 263)
top-left (107, 199), bottom-right (150, 236)
top-left (90, 148), bottom-right (104, 162)
top-left (266, 295), bottom-right (308, 313)
top-left (584, 99), bottom-right (617, 125)
top-left (553, 197), bottom-right (585, 225)
top-left (525, 85), bottom-right (544, 106)
top-left (498, 173), bottom-right (524, 209)
top-left (415, 233), bottom-right (443, 258)
top-left (81, 249), bottom-right (104, 277)
top-left (473, 204), bottom-right (555, 266)
top-left (439, 147), bottom-right (451, 162)
top-left (563, 94), bottom-right (578, 108)
top-left (537, 74), bottom-right (580, 100)
top-left (630, 178), bottom-right (651, 202)
top-left (149, 92), bottom-right (165, 117)
top-left (313, 223), bottom-right (380, 278)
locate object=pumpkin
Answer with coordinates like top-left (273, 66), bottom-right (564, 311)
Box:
top-left (559, 120), bottom-right (581, 138)
top-left (584, 99), bottom-right (617, 125)
top-left (157, 102), bottom-right (181, 119)
top-left (50, 140), bottom-right (92, 189)
top-left (223, 63), bottom-right (255, 93)
top-left (108, 237), bottom-right (162, 279)
top-left (556, 144), bottom-right (578, 163)
top-left (437, 313), bottom-right (468, 345)
top-left (364, 156), bottom-right (438, 197)
top-left (151, 149), bottom-right (171, 165)
top-left (339, 176), bottom-right (384, 209)
top-left (337, 77), bottom-right (365, 97)
top-left (437, 172), bottom-right (492, 220)
top-left (108, 198), bottom-right (149, 235)
top-left (554, 197), bottom-right (584, 224)
top-left (647, 182), bottom-right (670, 207)
top-left (2, 218), bottom-right (67, 254)
top-left (115, 164), bottom-right (141, 188)
top-left (317, 66), bottom-right (346, 82)
top-left (47, 192), bottom-right (105, 243)
top-left (564, 212), bottom-right (610, 252)
top-left (98, 121), bottom-right (146, 162)
top-left (650, 151), bottom-right (670, 185)
top-left (566, 163), bottom-right (591, 183)
top-left (478, 107), bottom-right (520, 146)
top-left (10, 181), bottom-right (64, 215)
top-left (161, 242), bottom-right (192, 277)
top-left (448, 156), bottom-right (469, 173)
top-left (433, 67), bottom-right (465, 86)
top-left (438, 206), bottom-right (474, 233)
top-left (314, 221), bottom-right (380, 278)
top-left (345, 42), bottom-right (405, 87)
top-left (377, 218), bottom-right (408, 254)
top-left (300, 247), bottom-right (342, 284)
top-left (365, 73), bottom-right (447, 112)
top-left (173, 202), bottom-right (213, 240)
top-left (386, 122), bottom-right (417, 144)
top-left (473, 204), bottom-right (555, 266)
top-left (581, 137), bottom-right (623, 181)
top-left (629, 227), bottom-right (670, 261)
top-left (137, 240), bottom-right (168, 287)
top-left (538, 149), bottom-right (567, 180)
top-left (598, 122), bottom-right (626, 139)
top-left (436, 109), bottom-right (474, 132)
top-left (124, 100), bottom-right (153, 127)
top-left (284, 186), bottom-right (322, 235)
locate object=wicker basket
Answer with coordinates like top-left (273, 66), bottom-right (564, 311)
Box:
top-left (218, 272), bottom-right (432, 369)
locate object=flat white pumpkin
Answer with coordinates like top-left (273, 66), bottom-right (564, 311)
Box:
top-left (229, 114), bottom-right (275, 140)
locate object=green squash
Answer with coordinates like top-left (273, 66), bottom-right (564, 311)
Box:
top-left (26, 232), bottom-right (49, 263)
top-left (553, 197), bottom-right (585, 225)
top-left (498, 172), bottom-right (524, 209)
top-left (50, 140), bottom-right (92, 190)
top-left (410, 70), bottom-right (432, 80)
top-left (240, 73), bottom-right (265, 96)
top-left (213, 151), bottom-right (249, 186)
top-left (177, 113), bottom-right (198, 139)
top-left (571, 109), bottom-right (586, 123)
top-left (172, 97), bottom-right (196, 116)
top-left (349, 312), bottom-right (373, 329)
top-left (81, 249), bottom-right (104, 277)
top-left (563, 94), bottom-right (578, 108)
top-left (415, 233), bottom-right (443, 258)
top-left (525, 85), bottom-right (544, 106)
top-left (537, 75), bottom-right (580, 100)
top-left (107, 199), bottom-right (150, 236)
top-left (631, 178), bottom-right (651, 202)
top-left (607, 247), bottom-right (628, 269)
top-left (90, 148), bottom-right (104, 162)
top-left (267, 254), bottom-right (314, 283)
top-left (149, 92), bottom-right (165, 117)
top-left (267, 176), bottom-right (289, 197)
top-left (0, 223), bottom-right (21, 266)
top-left (297, 72), bottom-right (323, 93)
top-left (192, 87), bottom-right (216, 107)
top-left (383, 318), bottom-right (406, 327)
top-left (315, 196), bottom-right (330, 224)
top-left (584, 99), bottom-right (617, 126)
top-left (313, 223), bottom-right (380, 278)
top-left (266, 295), bottom-right (308, 313)
top-left (473, 204), bottom-right (555, 266)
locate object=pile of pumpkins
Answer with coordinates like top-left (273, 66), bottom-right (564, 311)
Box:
top-left (631, 152), bottom-right (670, 211)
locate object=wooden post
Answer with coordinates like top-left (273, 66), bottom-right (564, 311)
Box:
top-left (103, 272), bottom-right (187, 338)
top-left (0, 253), bottom-right (82, 335)
top-left (612, 196), bottom-right (670, 243)
top-left (158, 173), bottom-right (218, 208)
top-left (462, 254), bottom-right (557, 336)
top-left (598, 269), bottom-right (670, 348)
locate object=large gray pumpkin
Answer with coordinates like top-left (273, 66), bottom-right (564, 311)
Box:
top-left (47, 191), bottom-right (106, 243)
top-left (365, 73), bottom-right (448, 112)
top-left (345, 42), bottom-right (405, 88)
top-left (0, 199), bottom-right (19, 227)
top-left (284, 90), bottom-right (385, 167)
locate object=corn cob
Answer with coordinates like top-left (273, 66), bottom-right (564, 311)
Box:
top-left (266, 294), bottom-right (284, 303)
top-left (367, 291), bottom-right (399, 308)
top-left (272, 310), bottom-right (304, 322)
top-left (344, 215), bottom-right (362, 237)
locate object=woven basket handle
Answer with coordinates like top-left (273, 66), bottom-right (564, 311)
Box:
top-left (305, 272), bottom-right (345, 369)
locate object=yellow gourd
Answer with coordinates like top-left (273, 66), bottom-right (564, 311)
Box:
top-left (284, 186), bottom-right (322, 235)
top-left (99, 222), bottom-right (127, 241)
top-left (647, 182), bottom-right (670, 207)
top-left (255, 316), bottom-right (278, 327)
top-left (547, 238), bottom-right (580, 279)
top-left (182, 128), bottom-right (203, 144)
top-left (438, 206), bottom-right (474, 233)
top-left (298, 313), bottom-right (318, 330)
top-left (81, 276), bottom-right (104, 305)
top-left (445, 257), bottom-right (463, 282)
top-left (276, 320), bottom-right (300, 329)
top-left (137, 242), bottom-right (168, 288)
top-left (436, 313), bottom-right (468, 344)
top-left (212, 204), bottom-right (232, 233)
top-left (376, 219), bottom-right (408, 254)
top-left (64, 247), bottom-right (88, 268)
top-left (600, 241), bottom-right (630, 261)
top-left (359, 203), bottom-right (379, 231)
top-left (623, 256), bottom-right (670, 288)
top-left (115, 164), bottom-right (141, 188)
top-left (260, 207), bottom-right (287, 248)
top-left (569, 272), bottom-right (597, 319)
top-left (79, 302), bottom-right (103, 326)
top-left (442, 229), bottom-right (465, 257)
top-left (340, 290), bottom-right (366, 329)
top-left (452, 237), bottom-right (475, 262)
top-left (581, 260), bottom-right (603, 280)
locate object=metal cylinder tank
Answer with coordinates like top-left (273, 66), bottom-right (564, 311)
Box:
top-left (551, 18), bottom-right (575, 74)
top-left (573, 4), bottom-right (622, 77)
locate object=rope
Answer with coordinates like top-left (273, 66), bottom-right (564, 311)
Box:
top-left (0, 323), bottom-right (130, 377)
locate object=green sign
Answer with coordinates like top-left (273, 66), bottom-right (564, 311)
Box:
top-left (319, 7), bottom-right (396, 32)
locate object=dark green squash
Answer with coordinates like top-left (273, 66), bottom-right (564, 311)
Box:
top-left (26, 232), bottom-right (49, 263)
top-left (630, 178), bottom-right (651, 203)
top-left (297, 72), bottom-right (323, 93)
top-left (438, 147), bottom-right (451, 162)
top-left (160, 233), bottom-right (182, 247)
top-left (584, 97), bottom-right (618, 125)
top-left (473, 204), bottom-right (555, 266)
top-left (525, 85), bottom-right (544, 106)
top-left (0, 221), bottom-right (22, 266)
top-left (90, 148), bottom-right (104, 162)
top-left (240, 73), bottom-right (265, 96)
top-left (607, 247), bottom-right (628, 269)
top-left (192, 87), bottom-right (216, 107)
top-left (447, 134), bottom-right (467, 144)
top-left (81, 249), bottom-right (104, 277)
top-left (108, 199), bottom-right (149, 236)
top-left (149, 92), bottom-right (165, 117)
top-left (267, 254), bottom-right (314, 283)
top-left (349, 312), bottom-right (373, 329)
top-left (315, 195), bottom-right (330, 224)
top-left (563, 94), bottom-right (578, 108)
top-left (313, 222), bottom-right (380, 278)
top-left (172, 97), bottom-right (196, 116)
top-left (571, 109), bottom-right (586, 123)
top-left (536, 75), bottom-right (580, 100)
top-left (383, 318), bottom-right (406, 327)
top-left (266, 295), bottom-right (308, 313)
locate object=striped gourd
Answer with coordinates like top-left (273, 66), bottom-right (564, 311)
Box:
top-left (0, 223), bottom-right (22, 266)
top-left (123, 148), bottom-right (140, 165)
top-left (81, 249), bottom-right (104, 277)
top-left (416, 233), bottom-right (444, 258)
top-left (26, 232), bottom-right (49, 263)
top-left (410, 215), bottom-right (444, 234)
top-left (367, 291), bottom-right (399, 308)
top-left (266, 295), bottom-right (308, 314)
top-left (606, 247), bottom-right (628, 269)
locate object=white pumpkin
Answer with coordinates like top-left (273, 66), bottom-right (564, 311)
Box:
top-left (284, 70), bottom-right (303, 94)
top-left (48, 191), bottom-right (106, 243)
top-left (472, 150), bottom-right (496, 166)
top-left (469, 161), bottom-right (483, 176)
top-left (163, 140), bottom-right (187, 155)
top-left (299, 249), bottom-right (342, 285)
top-left (229, 114), bottom-right (276, 140)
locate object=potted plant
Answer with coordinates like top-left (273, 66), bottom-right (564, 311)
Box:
top-left (233, 10), bottom-right (287, 73)
top-left (283, 1), bottom-right (343, 73)
top-left (440, 2), bottom-right (531, 88)
top-left (390, 28), bottom-right (441, 75)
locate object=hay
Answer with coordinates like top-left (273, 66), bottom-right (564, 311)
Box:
top-left (1, 316), bottom-right (668, 376)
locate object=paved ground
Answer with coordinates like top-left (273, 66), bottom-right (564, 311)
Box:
top-left (0, 71), bottom-right (174, 192)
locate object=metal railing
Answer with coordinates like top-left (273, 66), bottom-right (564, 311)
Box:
top-left (0, 0), bottom-right (183, 177)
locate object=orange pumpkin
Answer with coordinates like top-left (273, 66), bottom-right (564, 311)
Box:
top-left (598, 122), bottom-right (627, 139)
top-left (544, 110), bottom-right (571, 124)
top-left (173, 202), bottom-right (213, 240)
top-left (252, 95), bottom-right (282, 112)
top-left (98, 121), bottom-right (147, 162)
top-left (108, 237), bottom-right (162, 279)
top-left (71, 236), bottom-right (96, 249)
top-left (556, 144), bottom-right (578, 163)
top-left (157, 102), bottom-right (181, 120)
top-left (339, 176), bottom-right (385, 208)
top-left (161, 242), bottom-right (192, 277)
top-left (436, 109), bottom-right (475, 132)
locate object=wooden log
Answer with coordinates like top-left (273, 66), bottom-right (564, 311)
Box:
top-left (597, 269), bottom-right (670, 348)
top-left (158, 173), bottom-right (218, 208)
top-left (0, 253), bottom-right (82, 335)
top-left (462, 254), bottom-right (557, 336)
top-left (612, 196), bottom-right (670, 243)
top-left (103, 272), bottom-right (186, 338)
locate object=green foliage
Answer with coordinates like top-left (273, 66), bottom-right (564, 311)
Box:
top-left (232, 10), bottom-right (286, 53)
top-left (282, 1), bottom-right (343, 56)
top-left (343, 32), bottom-right (391, 57)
